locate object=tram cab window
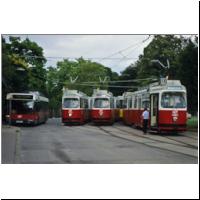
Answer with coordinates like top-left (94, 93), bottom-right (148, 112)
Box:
top-left (93, 98), bottom-right (110, 108)
top-left (63, 98), bottom-right (79, 108)
top-left (161, 92), bottom-right (186, 108)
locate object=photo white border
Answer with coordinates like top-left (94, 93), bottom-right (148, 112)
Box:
top-left (0, 0), bottom-right (199, 199)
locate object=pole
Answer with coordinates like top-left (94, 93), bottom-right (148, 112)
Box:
top-left (9, 100), bottom-right (12, 125)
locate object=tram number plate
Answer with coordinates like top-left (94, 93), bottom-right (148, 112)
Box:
top-left (16, 120), bottom-right (23, 123)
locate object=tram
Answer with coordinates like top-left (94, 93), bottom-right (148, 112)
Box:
top-left (123, 79), bottom-right (187, 133)
top-left (62, 88), bottom-right (89, 124)
top-left (6, 91), bottom-right (49, 125)
top-left (114, 96), bottom-right (124, 121)
top-left (90, 89), bottom-right (115, 124)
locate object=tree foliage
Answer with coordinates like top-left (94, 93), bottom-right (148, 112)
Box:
top-left (2, 36), bottom-right (47, 120)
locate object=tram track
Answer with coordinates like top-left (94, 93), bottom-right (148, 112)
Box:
top-left (161, 135), bottom-right (198, 149)
top-left (92, 125), bottom-right (197, 158)
top-left (112, 125), bottom-right (198, 150)
top-left (178, 133), bottom-right (198, 140)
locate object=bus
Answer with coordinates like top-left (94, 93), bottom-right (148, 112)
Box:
top-left (6, 91), bottom-right (49, 125)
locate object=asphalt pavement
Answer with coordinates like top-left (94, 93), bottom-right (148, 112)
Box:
top-left (1, 118), bottom-right (198, 164)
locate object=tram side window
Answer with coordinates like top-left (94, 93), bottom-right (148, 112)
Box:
top-left (132, 98), bottom-right (135, 108)
top-left (138, 97), bottom-right (141, 109)
top-left (119, 100), bottom-right (123, 108)
top-left (80, 98), bottom-right (84, 108)
top-left (85, 99), bottom-right (89, 108)
top-left (80, 98), bottom-right (88, 108)
top-left (110, 98), bottom-right (114, 108)
top-left (123, 99), bottom-right (127, 108)
top-left (128, 98), bottom-right (132, 108)
top-left (116, 99), bottom-right (123, 108)
top-left (142, 100), bottom-right (150, 109)
top-left (134, 97), bottom-right (137, 109)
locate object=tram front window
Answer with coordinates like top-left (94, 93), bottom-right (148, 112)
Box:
top-left (161, 92), bottom-right (186, 108)
top-left (63, 98), bottom-right (79, 108)
top-left (94, 98), bottom-right (110, 108)
top-left (11, 100), bottom-right (34, 114)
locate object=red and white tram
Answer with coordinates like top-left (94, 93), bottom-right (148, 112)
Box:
top-left (123, 79), bottom-right (187, 133)
top-left (6, 91), bottom-right (49, 125)
top-left (90, 89), bottom-right (115, 124)
top-left (62, 88), bottom-right (89, 124)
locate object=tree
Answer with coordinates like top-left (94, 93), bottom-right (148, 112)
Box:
top-left (176, 37), bottom-right (198, 115)
top-left (137, 35), bottom-right (183, 80)
top-left (2, 36), bottom-right (47, 120)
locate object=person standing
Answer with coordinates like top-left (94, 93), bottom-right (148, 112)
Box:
top-left (142, 107), bottom-right (149, 134)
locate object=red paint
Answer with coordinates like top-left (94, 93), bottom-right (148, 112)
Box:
top-left (11, 113), bottom-right (38, 121)
top-left (158, 110), bottom-right (187, 125)
top-left (158, 110), bottom-right (187, 131)
top-left (91, 109), bottom-right (114, 123)
top-left (123, 109), bottom-right (143, 127)
top-left (62, 109), bottom-right (88, 123)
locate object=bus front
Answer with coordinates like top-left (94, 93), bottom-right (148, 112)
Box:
top-left (6, 93), bottom-right (39, 125)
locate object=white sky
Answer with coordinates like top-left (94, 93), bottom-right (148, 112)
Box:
top-left (3, 34), bottom-right (154, 74)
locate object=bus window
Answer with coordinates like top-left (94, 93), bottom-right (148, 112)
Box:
top-left (11, 100), bottom-right (34, 114)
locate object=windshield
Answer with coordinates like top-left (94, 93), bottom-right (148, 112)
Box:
top-left (11, 100), bottom-right (34, 114)
top-left (161, 92), bottom-right (186, 108)
top-left (93, 98), bottom-right (110, 108)
top-left (63, 98), bottom-right (79, 108)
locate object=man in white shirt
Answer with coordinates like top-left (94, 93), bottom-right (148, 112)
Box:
top-left (142, 107), bottom-right (149, 134)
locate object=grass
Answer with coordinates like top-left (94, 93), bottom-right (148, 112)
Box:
top-left (187, 116), bottom-right (198, 129)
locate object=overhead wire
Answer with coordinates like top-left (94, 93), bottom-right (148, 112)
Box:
top-left (114, 35), bottom-right (152, 66)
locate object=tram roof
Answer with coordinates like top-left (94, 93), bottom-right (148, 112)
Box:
top-left (92, 89), bottom-right (113, 97)
top-left (149, 80), bottom-right (186, 92)
top-left (62, 88), bottom-right (88, 98)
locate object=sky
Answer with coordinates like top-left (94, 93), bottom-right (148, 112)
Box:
top-left (3, 34), bottom-right (154, 74)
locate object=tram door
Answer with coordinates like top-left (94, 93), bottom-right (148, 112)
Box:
top-left (150, 94), bottom-right (159, 127)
